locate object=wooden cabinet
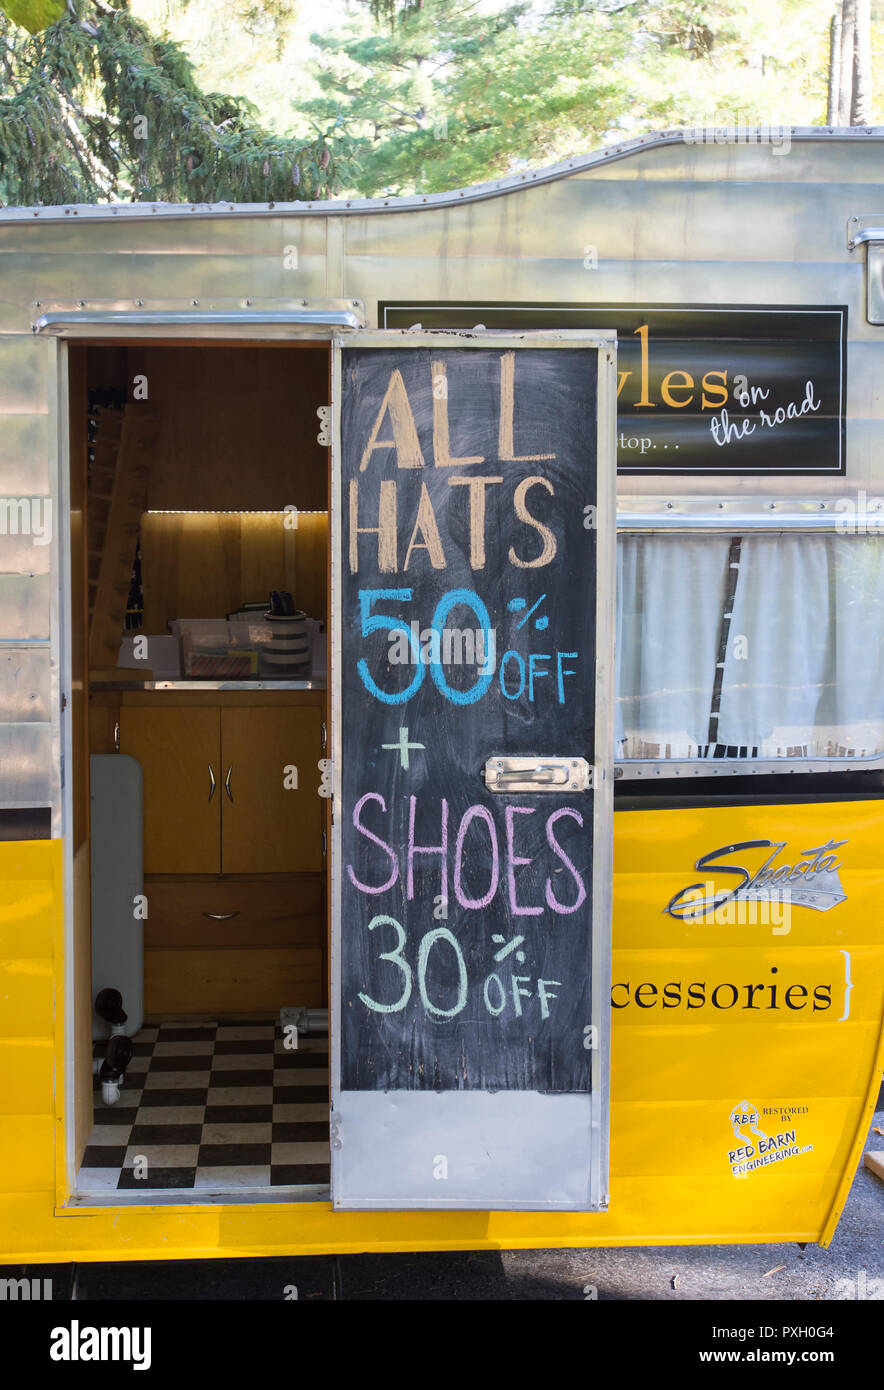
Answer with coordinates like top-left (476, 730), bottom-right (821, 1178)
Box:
top-left (118, 706), bottom-right (221, 874)
top-left (221, 707), bottom-right (322, 873)
top-left (113, 691), bottom-right (327, 1018)
top-left (119, 700), bottom-right (323, 875)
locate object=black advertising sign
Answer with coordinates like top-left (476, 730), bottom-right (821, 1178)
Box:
top-left (336, 340), bottom-right (606, 1093)
top-left (381, 304), bottom-right (847, 475)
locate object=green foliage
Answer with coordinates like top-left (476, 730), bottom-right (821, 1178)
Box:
top-left (0, 0), bottom-right (865, 206)
top-left (304, 0), bottom-right (838, 196)
top-left (0, 0), bottom-right (65, 36)
top-left (0, 0), bottom-right (345, 205)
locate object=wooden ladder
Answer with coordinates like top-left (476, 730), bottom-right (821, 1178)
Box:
top-left (88, 405), bottom-right (158, 669)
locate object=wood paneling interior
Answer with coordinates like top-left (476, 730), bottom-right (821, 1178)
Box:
top-left (140, 509), bottom-right (327, 632)
top-left (87, 407), bottom-right (158, 668)
top-left (118, 705), bottom-right (222, 874)
top-left (136, 345), bottom-right (328, 512)
top-left (80, 343), bottom-right (332, 1030)
top-left (88, 691), bottom-right (121, 755)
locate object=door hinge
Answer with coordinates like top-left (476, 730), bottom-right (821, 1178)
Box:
top-left (317, 405), bottom-right (331, 446)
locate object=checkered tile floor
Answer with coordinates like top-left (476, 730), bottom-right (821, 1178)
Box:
top-left (79, 1022), bottom-right (330, 1194)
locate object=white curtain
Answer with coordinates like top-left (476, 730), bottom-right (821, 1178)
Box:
top-left (616, 536), bottom-right (730, 758)
top-left (716, 536), bottom-right (832, 755)
top-left (617, 533), bottom-right (884, 761)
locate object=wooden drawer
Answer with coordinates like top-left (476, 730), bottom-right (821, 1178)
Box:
top-left (144, 875), bottom-right (322, 950)
top-left (145, 946), bottom-right (323, 1017)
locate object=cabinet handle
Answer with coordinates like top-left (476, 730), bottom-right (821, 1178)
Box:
top-left (114, 721), bottom-right (120, 754)
top-left (203, 911), bottom-right (239, 920)
top-left (208, 765), bottom-right (216, 801)
top-left (225, 764), bottom-right (233, 802)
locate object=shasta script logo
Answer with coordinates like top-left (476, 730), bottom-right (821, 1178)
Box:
top-left (665, 838), bottom-right (848, 921)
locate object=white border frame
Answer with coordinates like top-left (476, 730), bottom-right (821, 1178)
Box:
top-left (330, 328), bottom-right (616, 1211)
top-left (50, 320), bottom-right (345, 1207)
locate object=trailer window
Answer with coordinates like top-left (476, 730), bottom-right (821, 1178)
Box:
top-left (616, 533), bottom-right (884, 766)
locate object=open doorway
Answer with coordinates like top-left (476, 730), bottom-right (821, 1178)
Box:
top-left (67, 339), bottom-right (331, 1201)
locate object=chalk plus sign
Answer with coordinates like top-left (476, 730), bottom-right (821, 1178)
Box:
top-left (381, 727), bottom-right (425, 770)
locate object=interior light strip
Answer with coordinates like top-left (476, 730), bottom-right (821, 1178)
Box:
top-left (145, 509), bottom-right (329, 515)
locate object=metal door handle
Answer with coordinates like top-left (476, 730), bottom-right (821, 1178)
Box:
top-left (225, 764), bottom-right (233, 802)
top-left (494, 764), bottom-right (569, 785)
top-left (114, 721), bottom-right (120, 754)
top-left (208, 764), bottom-right (216, 801)
top-left (484, 756), bottom-right (593, 792)
top-left (203, 911), bottom-right (239, 920)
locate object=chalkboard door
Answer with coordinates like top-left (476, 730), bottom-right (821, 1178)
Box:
top-left (330, 330), bottom-right (616, 1210)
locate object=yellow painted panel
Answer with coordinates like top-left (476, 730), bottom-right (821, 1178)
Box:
top-left (0, 1177), bottom-right (833, 1264)
top-left (0, 1039), bottom-right (55, 1117)
top-left (1, 798), bottom-right (882, 1262)
top-left (585, 1173), bottom-right (839, 1245)
top-left (0, 959), bottom-right (54, 1037)
top-left (610, 1097), bottom-right (858, 1178)
top-left (610, 1020), bottom-right (881, 1101)
top-left (0, 1115), bottom-right (55, 1192)
top-left (0, 842), bottom-right (59, 1152)
top-left (0, 877), bottom-right (53, 959)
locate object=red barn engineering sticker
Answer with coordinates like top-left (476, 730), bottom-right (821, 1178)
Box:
top-left (727, 1101), bottom-right (813, 1177)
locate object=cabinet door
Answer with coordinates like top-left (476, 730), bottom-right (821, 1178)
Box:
top-left (119, 707), bottom-right (221, 873)
top-left (220, 707), bottom-right (323, 874)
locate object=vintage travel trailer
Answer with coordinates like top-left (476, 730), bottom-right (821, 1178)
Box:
top-left (0, 126), bottom-right (883, 1263)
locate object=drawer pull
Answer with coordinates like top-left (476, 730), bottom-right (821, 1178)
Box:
top-left (202, 911), bottom-right (239, 920)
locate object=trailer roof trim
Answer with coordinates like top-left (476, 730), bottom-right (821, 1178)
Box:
top-left (4, 126), bottom-right (884, 224)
